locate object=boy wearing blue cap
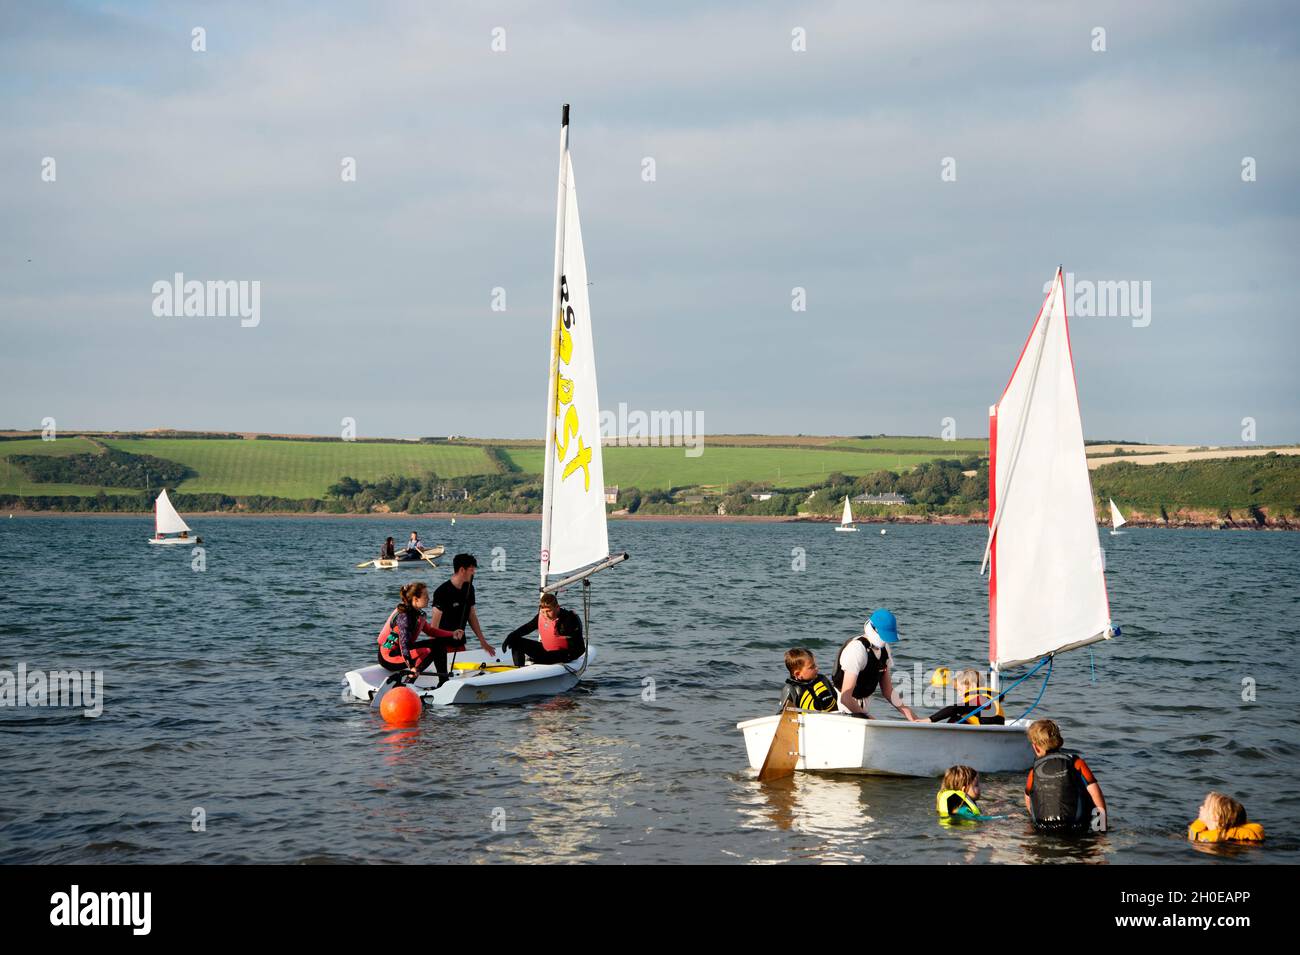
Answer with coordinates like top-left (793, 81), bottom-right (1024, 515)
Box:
top-left (831, 609), bottom-right (922, 721)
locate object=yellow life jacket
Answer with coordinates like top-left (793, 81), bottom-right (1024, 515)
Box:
top-left (1188, 819), bottom-right (1265, 843)
top-left (936, 789), bottom-right (981, 818)
top-left (959, 687), bottom-right (1004, 724)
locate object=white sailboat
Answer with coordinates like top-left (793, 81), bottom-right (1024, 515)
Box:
top-left (1109, 498), bottom-right (1128, 535)
top-left (738, 267), bottom-right (1116, 776)
top-left (148, 488), bottom-right (194, 545)
top-left (344, 105), bottom-right (626, 706)
top-left (835, 495), bottom-right (858, 532)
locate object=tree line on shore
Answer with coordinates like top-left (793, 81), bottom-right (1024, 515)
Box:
top-left (3, 445), bottom-right (1297, 524)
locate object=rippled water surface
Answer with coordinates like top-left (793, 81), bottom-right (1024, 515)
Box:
top-left (1, 516), bottom-right (1296, 864)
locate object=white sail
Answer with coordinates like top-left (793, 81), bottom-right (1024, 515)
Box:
top-left (539, 107), bottom-right (609, 584)
top-left (984, 268), bottom-right (1110, 669)
top-left (841, 496), bottom-right (853, 526)
top-left (155, 488), bottom-right (191, 536)
top-left (1109, 498), bottom-right (1127, 529)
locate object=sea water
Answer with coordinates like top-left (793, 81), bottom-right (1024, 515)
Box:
top-left (1, 517), bottom-right (1295, 864)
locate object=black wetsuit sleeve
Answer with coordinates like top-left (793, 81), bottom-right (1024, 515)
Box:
top-left (506, 615), bottom-right (540, 643)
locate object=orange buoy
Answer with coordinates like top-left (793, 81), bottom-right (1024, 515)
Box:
top-left (379, 685), bottom-right (422, 725)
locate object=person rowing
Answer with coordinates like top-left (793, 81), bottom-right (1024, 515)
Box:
top-left (376, 581), bottom-right (466, 687)
top-left (401, 531), bottom-right (425, 560)
top-left (501, 592), bottom-right (586, 666)
top-left (831, 608), bottom-right (922, 721)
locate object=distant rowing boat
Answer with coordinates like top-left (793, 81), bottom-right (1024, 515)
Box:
top-left (356, 545), bottom-right (444, 569)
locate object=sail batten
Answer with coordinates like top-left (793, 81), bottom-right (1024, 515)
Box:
top-left (538, 106), bottom-right (609, 587)
top-left (987, 268), bottom-right (1111, 668)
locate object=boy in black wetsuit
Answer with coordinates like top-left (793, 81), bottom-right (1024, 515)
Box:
top-left (1024, 719), bottom-right (1107, 832)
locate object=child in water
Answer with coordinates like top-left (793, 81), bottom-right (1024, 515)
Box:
top-left (1188, 792), bottom-right (1264, 844)
top-left (781, 648), bottom-right (838, 712)
top-left (937, 765), bottom-right (988, 820)
top-left (1025, 719), bottom-right (1107, 833)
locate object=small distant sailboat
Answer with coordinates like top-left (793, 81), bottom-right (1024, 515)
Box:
top-left (148, 488), bottom-right (194, 545)
top-left (835, 495), bottom-right (858, 532)
top-left (344, 104), bottom-right (626, 706)
top-left (738, 267), bottom-right (1117, 776)
top-left (1109, 499), bottom-right (1128, 535)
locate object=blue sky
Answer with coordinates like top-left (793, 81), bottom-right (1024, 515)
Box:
top-left (2, 1), bottom-right (1297, 443)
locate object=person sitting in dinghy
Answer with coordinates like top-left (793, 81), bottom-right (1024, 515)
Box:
top-left (831, 609), bottom-right (922, 721)
top-left (501, 593), bottom-right (585, 666)
top-left (381, 537), bottom-right (397, 560)
top-left (928, 669), bottom-right (1005, 725)
top-left (401, 531), bottom-right (425, 561)
top-left (377, 581), bottom-right (466, 687)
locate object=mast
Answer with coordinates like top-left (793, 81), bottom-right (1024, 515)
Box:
top-left (539, 103), bottom-right (571, 593)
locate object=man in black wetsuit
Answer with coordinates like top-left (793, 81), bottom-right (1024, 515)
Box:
top-left (429, 554), bottom-right (496, 661)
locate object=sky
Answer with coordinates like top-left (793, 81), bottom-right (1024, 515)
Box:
top-left (1, 0), bottom-right (1297, 443)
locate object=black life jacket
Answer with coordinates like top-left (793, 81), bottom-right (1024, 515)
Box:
top-left (831, 637), bottom-right (890, 700)
top-left (784, 674), bottom-right (838, 712)
top-left (1029, 750), bottom-right (1091, 831)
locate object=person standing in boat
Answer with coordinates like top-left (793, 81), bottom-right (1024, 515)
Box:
top-left (377, 581), bottom-right (465, 686)
top-left (501, 592), bottom-right (585, 666)
top-left (430, 554), bottom-right (496, 661)
top-left (831, 609), bottom-right (922, 721)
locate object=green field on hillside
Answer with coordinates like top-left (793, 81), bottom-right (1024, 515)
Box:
top-left (829, 436), bottom-right (988, 454)
top-left (0, 437), bottom-right (134, 496)
top-left (90, 439), bottom-right (495, 499)
top-left (502, 446), bottom-right (943, 489)
top-left (2, 435), bottom-right (958, 499)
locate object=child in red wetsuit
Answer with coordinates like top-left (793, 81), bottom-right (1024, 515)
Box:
top-left (377, 582), bottom-right (465, 686)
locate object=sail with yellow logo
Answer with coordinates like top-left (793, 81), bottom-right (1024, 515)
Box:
top-left (340, 105), bottom-right (624, 706)
top-left (539, 104), bottom-right (626, 593)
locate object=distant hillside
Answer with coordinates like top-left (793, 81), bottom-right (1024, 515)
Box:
top-left (1, 430), bottom-right (1296, 526)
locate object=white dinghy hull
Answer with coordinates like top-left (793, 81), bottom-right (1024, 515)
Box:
top-left (344, 646), bottom-right (595, 706)
top-left (148, 537), bottom-right (193, 546)
top-left (358, 546), bottom-right (445, 570)
top-left (737, 711), bottom-right (1034, 777)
